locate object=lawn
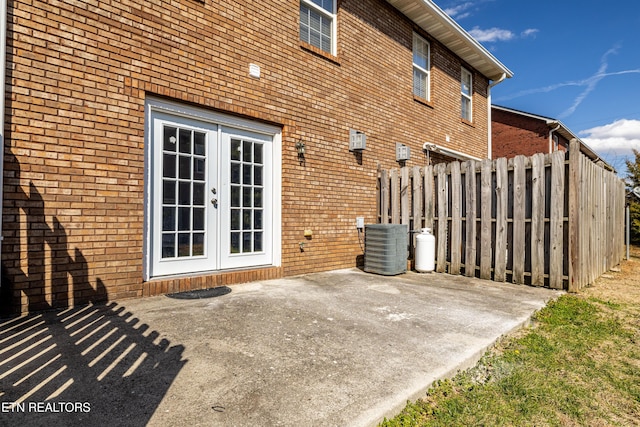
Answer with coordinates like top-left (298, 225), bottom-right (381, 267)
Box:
top-left (379, 247), bottom-right (640, 426)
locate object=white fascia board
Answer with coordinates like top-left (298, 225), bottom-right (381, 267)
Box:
top-left (386, 0), bottom-right (513, 81)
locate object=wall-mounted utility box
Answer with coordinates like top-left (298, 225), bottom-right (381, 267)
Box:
top-left (349, 129), bottom-right (366, 151)
top-left (364, 224), bottom-right (408, 275)
top-left (396, 143), bottom-right (410, 161)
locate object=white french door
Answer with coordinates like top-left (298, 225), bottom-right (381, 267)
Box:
top-left (219, 127), bottom-right (273, 269)
top-left (147, 102), bottom-right (279, 279)
top-left (151, 113), bottom-right (218, 277)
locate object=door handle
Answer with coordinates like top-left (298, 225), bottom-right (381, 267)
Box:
top-left (211, 198), bottom-right (218, 207)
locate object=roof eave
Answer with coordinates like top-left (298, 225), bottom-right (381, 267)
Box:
top-left (386, 0), bottom-right (513, 81)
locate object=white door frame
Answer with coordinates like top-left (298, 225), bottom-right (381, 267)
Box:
top-left (143, 97), bottom-right (282, 281)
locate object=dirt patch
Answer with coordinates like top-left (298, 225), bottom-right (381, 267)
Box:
top-left (581, 245), bottom-right (640, 305)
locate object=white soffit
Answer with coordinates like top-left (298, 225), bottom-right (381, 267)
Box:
top-left (386, 0), bottom-right (513, 81)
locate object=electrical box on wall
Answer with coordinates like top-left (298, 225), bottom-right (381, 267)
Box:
top-left (349, 129), bottom-right (366, 151)
top-left (396, 143), bottom-right (410, 161)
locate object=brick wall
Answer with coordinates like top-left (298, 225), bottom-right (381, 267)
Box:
top-left (491, 108), bottom-right (570, 159)
top-left (2, 0), bottom-right (492, 314)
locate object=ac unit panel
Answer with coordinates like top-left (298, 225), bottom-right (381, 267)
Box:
top-left (364, 224), bottom-right (408, 275)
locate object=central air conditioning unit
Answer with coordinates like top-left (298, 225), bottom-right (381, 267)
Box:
top-left (364, 224), bottom-right (408, 275)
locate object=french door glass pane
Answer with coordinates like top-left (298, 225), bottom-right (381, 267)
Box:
top-left (162, 234), bottom-right (175, 258)
top-left (229, 138), bottom-right (265, 255)
top-left (161, 125), bottom-right (207, 259)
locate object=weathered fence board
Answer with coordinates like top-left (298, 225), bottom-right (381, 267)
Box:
top-left (512, 155), bottom-right (526, 284)
top-left (494, 157), bottom-right (508, 282)
top-left (464, 160), bottom-right (476, 277)
top-left (450, 162), bottom-right (462, 275)
top-left (401, 167), bottom-right (410, 228)
top-left (424, 165), bottom-right (434, 229)
top-left (480, 159), bottom-right (492, 280)
top-left (531, 153), bottom-right (545, 286)
top-left (549, 150), bottom-right (565, 289)
top-left (436, 163), bottom-right (447, 273)
top-left (379, 168), bottom-right (389, 224)
top-left (377, 139), bottom-right (625, 292)
top-left (390, 169), bottom-right (399, 224)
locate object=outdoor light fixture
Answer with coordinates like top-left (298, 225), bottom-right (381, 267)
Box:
top-left (295, 140), bottom-right (306, 156)
top-left (396, 143), bottom-right (410, 161)
top-left (349, 129), bottom-right (366, 151)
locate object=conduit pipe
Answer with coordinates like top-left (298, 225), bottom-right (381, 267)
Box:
top-left (488, 73), bottom-right (508, 159)
top-left (548, 122), bottom-right (561, 153)
top-left (423, 142), bottom-right (481, 162)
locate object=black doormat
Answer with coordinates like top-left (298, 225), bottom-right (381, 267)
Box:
top-left (166, 286), bottom-right (232, 300)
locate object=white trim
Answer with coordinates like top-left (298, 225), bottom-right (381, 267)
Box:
top-left (145, 97), bottom-right (281, 136)
top-left (143, 97), bottom-right (282, 281)
top-left (461, 67), bottom-right (473, 121)
top-left (412, 32), bottom-right (430, 101)
top-left (385, 0), bottom-right (513, 81)
top-left (300, 0), bottom-right (337, 55)
top-left (150, 113), bottom-right (219, 277)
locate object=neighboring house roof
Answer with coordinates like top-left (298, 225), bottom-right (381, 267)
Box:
top-left (386, 0), bottom-right (513, 81)
top-left (492, 105), bottom-right (614, 171)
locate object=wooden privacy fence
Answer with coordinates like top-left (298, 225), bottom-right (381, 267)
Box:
top-left (377, 140), bottom-right (626, 291)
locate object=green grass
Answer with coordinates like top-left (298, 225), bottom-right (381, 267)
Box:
top-left (379, 295), bottom-right (640, 426)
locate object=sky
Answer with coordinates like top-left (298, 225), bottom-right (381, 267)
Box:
top-left (434, 0), bottom-right (640, 175)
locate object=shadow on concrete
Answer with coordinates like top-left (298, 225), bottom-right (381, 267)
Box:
top-left (0, 302), bottom-right (187, 426)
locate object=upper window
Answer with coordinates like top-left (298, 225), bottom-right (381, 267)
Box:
top-left (413, 33), bottom-right (430, 101)
top-left (300, 0), bottom-right (336, 55)
top-left (461, 68), bottom-right (473, 121)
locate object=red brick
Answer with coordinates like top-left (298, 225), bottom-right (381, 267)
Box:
top-left (4, 0), bottom-right (497, 314)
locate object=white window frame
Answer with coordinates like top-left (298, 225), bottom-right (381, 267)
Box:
top-left (143, 97), bottom-right (282, 281)
top-left (300, 0), bottom-right (337, 55)
top-left (461, 67), bottom-right (473, 121)
top-left (412, 33), bottom-right (430, 101)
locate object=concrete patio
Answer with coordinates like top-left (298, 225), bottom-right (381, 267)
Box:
top-left (0, 268), bottom-right (562, 426)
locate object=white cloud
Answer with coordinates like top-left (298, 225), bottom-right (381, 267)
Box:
top-left (580, 119), bottom-right (640, 172)
top-left (444, 2), bottom-right (474, 19)
top-left (521, 28), bottom-right (539, 38)
top-left (468, 27), bottom-right (515, 42)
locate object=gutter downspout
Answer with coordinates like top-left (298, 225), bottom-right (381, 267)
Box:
top-left (487, 73), bottom-right (507, 159)
top-left (548, 122), bottom-right (561, 153)
top-left (0, 0), bottom-right (7, 288)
